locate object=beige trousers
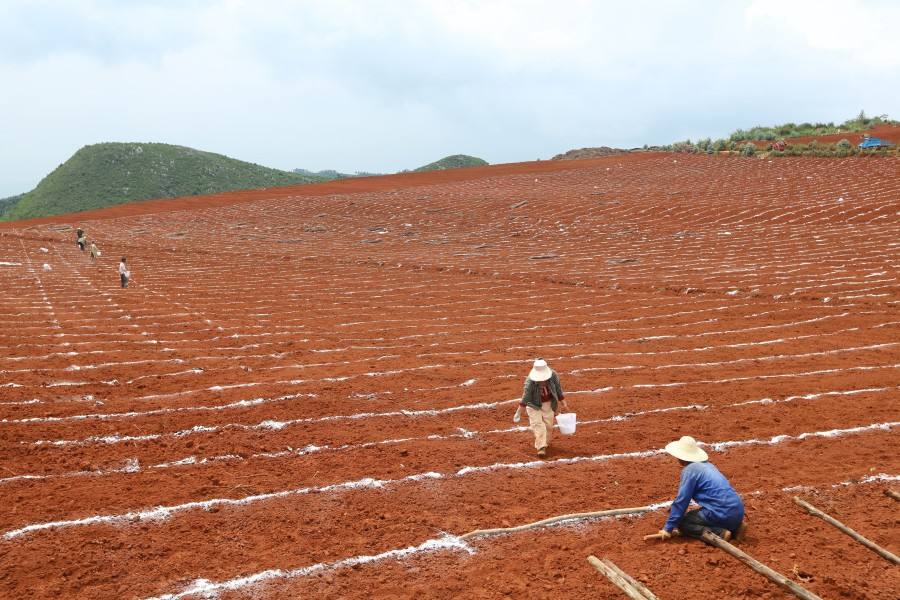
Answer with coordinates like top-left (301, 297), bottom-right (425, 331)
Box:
top-left (526, 403), bottom-right (554, 450)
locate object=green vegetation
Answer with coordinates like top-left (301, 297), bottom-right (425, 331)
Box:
top-left (658, 112), bottom-right (897, 156)
top-left (292, 168), bottom-right (382, 181)
top-left (727, 111), bottom-right (897, 143)
top-left (412, 154), bottom-right (488, 172)
top-left (295, 155), bottom-right (487, 179)
top-left (3, 143), bottom-right (323, 221)
top-left (0, 194), bottom-right (24, 220)
top-left (769, 141), bottom-right (894, 158)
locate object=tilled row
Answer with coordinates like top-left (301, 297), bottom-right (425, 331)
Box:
top-left (1, 311), bottom-right (892, 416)
top-left (0, 427), bottom-right (896, 599)
top-left (240, 481), bottom-right (900, 600)
top-left (2, 391), bottom-right (896, 533)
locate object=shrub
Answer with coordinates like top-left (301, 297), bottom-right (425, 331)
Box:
top-left (837, 139), bottom-right (851, 149)
top-left (741, 143), bottom-right (756, 156)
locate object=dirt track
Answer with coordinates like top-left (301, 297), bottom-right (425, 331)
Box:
top-left (1, 153), bottom-right (898, 598)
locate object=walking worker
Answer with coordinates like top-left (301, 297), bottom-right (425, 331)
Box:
top-left (514, 358), bottom-right (569, 457)
top-left (657, 435), bottom-right (746, 542)
top-left (76, 230), bottom-right (86, 252)
top-left (118, 257), bottom-right (129, 288)
top-left (89, 241), bottom-right (100, 262)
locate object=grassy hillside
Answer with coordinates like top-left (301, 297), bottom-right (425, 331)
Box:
top-left (413, 154), bottom-right (488, 172)
top-left (657, 112), bottom-right (897, 154)
top-left (3, 143), bottom-right (322, 221)
top-left (0, 194), bottom-right (23, 220)
top-left (727, 111), bottom-right (897, 142)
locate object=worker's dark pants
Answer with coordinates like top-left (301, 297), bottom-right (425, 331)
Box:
top-left (120, 274), bottom-right (128, 288)
top-left (678, 509), bottom-right (729, 542)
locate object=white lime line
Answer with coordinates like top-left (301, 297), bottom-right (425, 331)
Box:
top-left (147, 469), bottom-right (898, 599)
top-left (5, 420), bottom-right (897, 541)
top-left (145, 533), bottom-right (474, 600)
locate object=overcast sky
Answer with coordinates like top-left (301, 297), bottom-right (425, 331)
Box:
top-left (1, 0), bottom-right (898, 197)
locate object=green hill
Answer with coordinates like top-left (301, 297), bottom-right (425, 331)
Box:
top-left (0, 194), bottom-right (23, 219)
top-left (3, 143), bottom-right (323, 221)
top-left (292, 168), bottom-right (383, 180)
top-left (413, 154), bottom-right (488, 172)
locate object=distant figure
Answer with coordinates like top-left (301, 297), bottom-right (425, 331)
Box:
top-left (76, 228), bottom-right (83, 247)
top-left (76, 230), bottom-right (86, 252)
top-left (89, 242), bottom-right (100, 262)
top-left (119, 257), bottom-right (129, 288)
top-left (514, 358), bottom-right (569, 457)
top-left (656, 436), bottom-right (746, 543)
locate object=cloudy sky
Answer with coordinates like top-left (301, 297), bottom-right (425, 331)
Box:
top-left (1, 0), bottom-right (898, 197)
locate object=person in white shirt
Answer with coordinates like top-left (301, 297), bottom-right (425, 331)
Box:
top-left (118, 257), bottom-right (129, 288)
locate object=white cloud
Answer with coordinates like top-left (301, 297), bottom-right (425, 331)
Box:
top-left (0, 0), bottom-right (898, 197)
top-left (746, 0), bottom-right (900, 69)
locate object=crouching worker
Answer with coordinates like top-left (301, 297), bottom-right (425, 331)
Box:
top-left (657, 435), bottom-right (746, 542)
top-left (514, 359), bottom-right (569, 458)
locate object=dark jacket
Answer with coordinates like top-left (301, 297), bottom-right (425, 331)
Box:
top-left (521, 371), bottom-right (564, 411)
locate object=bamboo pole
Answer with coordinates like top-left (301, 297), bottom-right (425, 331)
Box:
top-left (885, 489), bottom-right (900, 502)
top-left (586, 556), bottom-right (650, 600)
top-left (601, 558), bottom-right (659, 600)
top-left (460, 505), bottom-right (655, 540)
top-left (793, 497), bottom-right (900, 565)
top-left (700, 531), bottom-right (823, 600)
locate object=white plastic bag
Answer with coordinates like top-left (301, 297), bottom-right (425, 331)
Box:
top-left (557, 412), bottom-right (577, 435)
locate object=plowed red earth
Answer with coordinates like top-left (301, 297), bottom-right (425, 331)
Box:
top-left (1, 153), bottom-right (898, 599)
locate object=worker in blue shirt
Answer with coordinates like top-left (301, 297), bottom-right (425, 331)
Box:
top-left (657, 435), bottom-right (746, 542)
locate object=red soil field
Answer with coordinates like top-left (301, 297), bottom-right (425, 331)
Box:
top-left (0, 153), bottom-right (898, 599)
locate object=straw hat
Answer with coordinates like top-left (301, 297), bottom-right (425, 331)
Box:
top-left (664, 436), bottom-right (708, 462)
top-left (528, 358), bottom-right (552, 382)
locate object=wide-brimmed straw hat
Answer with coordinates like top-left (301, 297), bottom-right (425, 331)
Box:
top-left (528, 358), bottom-right (552, 382)
top-left (664, 435), bottom-right (708, 462)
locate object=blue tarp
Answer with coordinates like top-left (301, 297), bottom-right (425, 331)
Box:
top-left (858, 137), bottom-right (894, 149)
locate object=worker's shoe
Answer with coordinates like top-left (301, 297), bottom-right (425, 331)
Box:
top-left (537, 447), bottom-right (547, 457)
top-left (734, 521), bottom-right (748, 543)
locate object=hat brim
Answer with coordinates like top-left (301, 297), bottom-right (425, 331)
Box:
top-left (528, 368), bottom-right (552, 382)
top-left (664, 440), bottom-right (708, 462)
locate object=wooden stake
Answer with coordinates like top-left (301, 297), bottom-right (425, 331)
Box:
top-left (461, 505), bottom-right (654, 540)
top-left (601, 558), bottom-right (659, 600)
top-left (793, 497), bottom-right (900, 565)
top-left (586, 556), bottom-right (650, 600)
top-left (885, 488), bottom-right (900, 502)
top-left (700, 531), bottom-right (823, 600)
